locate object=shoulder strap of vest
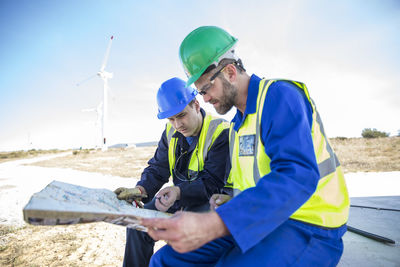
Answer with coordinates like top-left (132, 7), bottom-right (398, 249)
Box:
top-left (165, 123), bottom-right (178, 177)
top-left (228, 79), bottom-right (273, 172)
top-left (166, 123), bottom-right (176, 143)
top-left (200, 113), bottom-right (228, 162)
top-left (253, 79), bottom-right (275, 184)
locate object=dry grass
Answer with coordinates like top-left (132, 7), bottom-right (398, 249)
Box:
top-left (29, 137), bottom-right (400, 175)
top-left (0, 149), bottom-right (68, 164)
top-left (330, 136), bottom-right (400, 172)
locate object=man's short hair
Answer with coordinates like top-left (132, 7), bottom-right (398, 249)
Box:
top-left (202, 58), bottom-right (246, 78)
top-left (188, 99), bottom-right (196, 107)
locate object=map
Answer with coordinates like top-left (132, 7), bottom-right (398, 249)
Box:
top-left (23, 180), bottom-right (171, 231)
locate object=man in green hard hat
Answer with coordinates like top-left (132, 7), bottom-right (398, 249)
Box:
top-left (142, 26), bottom-right (350, 266)
top-left (114, 77), bottom-right (229, 267)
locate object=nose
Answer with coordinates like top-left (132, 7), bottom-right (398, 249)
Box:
top-left (202, 93), bottom-right (211, 103)
top-left (174, 119), bottom-right (183, 129)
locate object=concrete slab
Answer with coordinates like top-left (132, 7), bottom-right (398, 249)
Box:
top-left (339, 196), bottom-right (400, 266)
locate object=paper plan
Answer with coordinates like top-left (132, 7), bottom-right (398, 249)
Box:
top-left (23, 180), bottom-right (171, 231)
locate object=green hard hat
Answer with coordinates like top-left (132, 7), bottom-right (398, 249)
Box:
top-left (179, 26), bottom-right (238, 86)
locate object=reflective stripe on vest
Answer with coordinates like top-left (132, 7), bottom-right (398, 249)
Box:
top-left (228, 79), bottom-right (349, 228)
top-left (166, 113), bottom-right (229, 181)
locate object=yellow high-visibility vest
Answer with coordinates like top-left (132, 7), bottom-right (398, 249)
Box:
top-left (228, 79), bottom-right (349, 228)
top-left (166, 113), bottom-right (229, 181)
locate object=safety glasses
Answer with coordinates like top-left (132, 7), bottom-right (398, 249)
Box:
top-left (197, 65), bottom-right (227, 96)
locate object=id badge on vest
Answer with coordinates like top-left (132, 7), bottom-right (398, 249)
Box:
top-left (239, 135), bottom-right (256, 156)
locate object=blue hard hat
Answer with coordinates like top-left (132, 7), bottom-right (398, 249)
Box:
top-left (157, 77), bottom-right (198, 119)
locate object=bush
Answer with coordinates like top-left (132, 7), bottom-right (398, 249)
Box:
top-left (361, 128), bottom-right (389, 138)
top-left (72, 149), bottom-right (91, 155)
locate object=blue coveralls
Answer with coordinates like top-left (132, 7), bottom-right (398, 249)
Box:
top-left (123, 108), bottom-right (229, 267)
top-left (150, 75), bottom-right (347, 267)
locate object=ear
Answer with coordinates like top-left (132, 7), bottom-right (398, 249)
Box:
top-left (223, 63), bottom-right (237, 83)
top-left (194, 99), bottom-right (201, 113)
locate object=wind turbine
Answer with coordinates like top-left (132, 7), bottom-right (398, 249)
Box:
top-left (77, 36), bottom-right (114, 151)
top-left (77, 36), bottom-right (114, 150)
top-left (81, 103), bottom-right (103, 148)
top-left (97, 35), bottom-right (114, 151)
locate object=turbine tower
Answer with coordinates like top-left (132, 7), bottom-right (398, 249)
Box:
top-left (81, 103), bottom-right (102, 148)
top-left (97, 36), bottom-right (114, 151)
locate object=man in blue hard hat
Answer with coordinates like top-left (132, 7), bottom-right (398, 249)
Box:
top-left (114, 77), bottom-right (229, 267)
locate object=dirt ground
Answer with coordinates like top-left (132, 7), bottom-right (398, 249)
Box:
top-left (0, 146), bottom-right (160, 267)
top-left (1, 137), bottom-right (399, 266)
top-left (0, 223), bottom-right (126, 267)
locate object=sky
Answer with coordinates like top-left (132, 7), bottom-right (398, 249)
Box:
top-left (0, 0), bottom-right (399, 151)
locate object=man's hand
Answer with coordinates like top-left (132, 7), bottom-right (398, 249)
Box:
top-left (155, 186), bottom-right (181, 212)
top-left (114, 186), bottom-right (147, 206)
top-left (140, 211), bottom-right (229, 253)
top-left (209, 194), bottom-right (231, 210)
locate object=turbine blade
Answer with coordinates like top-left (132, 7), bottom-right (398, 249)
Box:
top-left (76, 74), bottom-right (97, 86)
top-left (100, 36), bottom-right (114, 72)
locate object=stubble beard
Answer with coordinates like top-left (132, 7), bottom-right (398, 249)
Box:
top-left (215, 77), bottom-right (237, 115)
